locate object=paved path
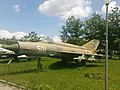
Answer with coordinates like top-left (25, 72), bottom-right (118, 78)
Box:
top-left (0, 82), bottom-right (23, 90)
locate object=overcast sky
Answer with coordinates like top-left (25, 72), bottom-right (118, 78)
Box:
top-left (0, 0), bottom-right (120, 39)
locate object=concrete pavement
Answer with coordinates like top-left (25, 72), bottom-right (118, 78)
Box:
top-left (0, 82), bottom-right (23, 90)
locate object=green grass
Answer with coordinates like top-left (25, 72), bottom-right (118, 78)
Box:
top-left (0, 57), bottom-right (120, 90)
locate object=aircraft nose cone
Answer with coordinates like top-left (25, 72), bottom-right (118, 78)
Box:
top-left (1, 43), bottom-right (19, 53)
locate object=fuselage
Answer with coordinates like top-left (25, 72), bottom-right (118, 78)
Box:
top-left (2, 41), bottom-right (95, 60)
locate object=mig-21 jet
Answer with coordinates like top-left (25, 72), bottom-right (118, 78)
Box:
top-left (1, 39), bottom-right (103, 66)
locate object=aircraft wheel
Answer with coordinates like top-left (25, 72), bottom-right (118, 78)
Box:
top-left (14, 55), bottom-right (18, 61)
top-left (75, 60), bottom-right (87, 66)
top-left (61, 58), bottom-right (67, 63)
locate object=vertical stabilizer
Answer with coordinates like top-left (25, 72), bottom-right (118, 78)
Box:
top-left (82, 40), bottom-right (100, 51)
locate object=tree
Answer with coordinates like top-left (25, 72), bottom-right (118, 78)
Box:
top-left (84, 7), bottom-right (120, 57)
top-left (22, 31), bottom-right (41, 42)
top-left (60, 8), bottom-right (120, 58)
top-left (84, 13), bottom-right (106, 49)
top-left (108, 7), bottom-right (120, 57)
top-left (60, 16), bottom-right (85, 45)
top-left (11, 36), bottom-right (17, 40)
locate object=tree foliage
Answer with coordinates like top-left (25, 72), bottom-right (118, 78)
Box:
top-left (108, 7), bottom-right (120, 51)
top-left (60, 16), bottom-right (85, 45)
top-left (22, 31), bottom-right (41, 42)
top-left (108, 7), bottom-right (120, 58)
top-left (60, 7), bottom-right (120, 57)
top-left (84, 13), bottom-right (106, 49)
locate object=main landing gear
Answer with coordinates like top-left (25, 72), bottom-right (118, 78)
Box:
top-left (74, 59), bottom-right (87, 66)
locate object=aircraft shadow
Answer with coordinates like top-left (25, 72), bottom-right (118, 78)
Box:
top-left (0, 62), bottom-right (104, 76)
top-left (49, 61), bottom-right (78, 70)
top-left (49, 61), bottom-right (104, 70)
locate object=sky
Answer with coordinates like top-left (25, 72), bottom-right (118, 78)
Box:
top-left (0, 0), bottom-right (120, 40)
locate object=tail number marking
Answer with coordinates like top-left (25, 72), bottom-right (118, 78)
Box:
top-left (37, 46), bottom-right (46, 52)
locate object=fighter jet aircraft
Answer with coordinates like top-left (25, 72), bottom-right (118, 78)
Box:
top-left (1, 39), bottom-right (102, 66)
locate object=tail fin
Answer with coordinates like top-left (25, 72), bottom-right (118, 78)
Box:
top-left (82, 39), bottom-right (100, 51)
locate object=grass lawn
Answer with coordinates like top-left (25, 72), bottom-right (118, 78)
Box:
top-left (0, 57), bottom-right (120, 90)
